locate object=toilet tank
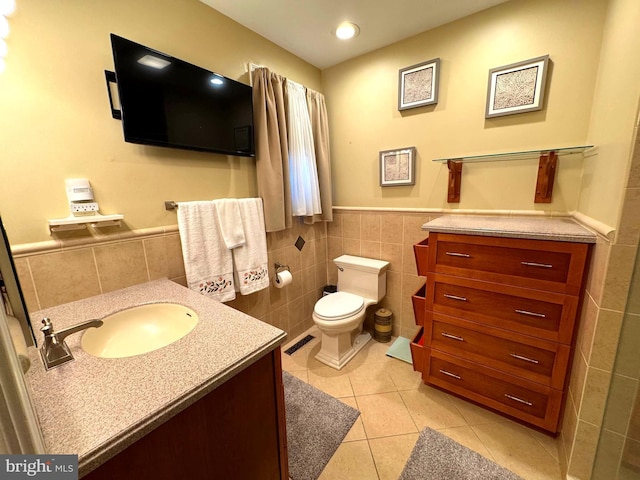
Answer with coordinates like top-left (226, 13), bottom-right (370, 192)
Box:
top-left (334, 255), bottom-right (390, 301)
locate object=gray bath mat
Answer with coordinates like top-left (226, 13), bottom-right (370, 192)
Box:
top-left (283, 371), bottom-right (360, 480)
top-left (399, 427), bottom-right (524, 480)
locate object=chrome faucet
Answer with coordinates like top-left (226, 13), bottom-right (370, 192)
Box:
top-left (39, 317), bottom-right (103, 370)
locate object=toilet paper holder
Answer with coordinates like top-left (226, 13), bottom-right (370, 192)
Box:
top-left (273, 262), bottom-right (292, 288)
top-left (274, 262), bottom-right (290, 274)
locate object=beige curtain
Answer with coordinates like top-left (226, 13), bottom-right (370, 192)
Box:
top-left (252, 67), bottom-right (333, 231)
top-left (305, 89), bottom-right (333, 224)
top-left (252, 67), bottom-right (292, 232)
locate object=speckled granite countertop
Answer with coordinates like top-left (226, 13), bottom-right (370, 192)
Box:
top-left (422, 215), bottom-right (597, 243)
top-left (24, 279), bottom-right (286, 477)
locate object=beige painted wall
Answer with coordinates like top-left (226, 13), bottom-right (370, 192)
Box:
top-left (579, 0), bottom-right (640, 227)
top-left (0, 0), bottom-right (321, 245)
top-left (321, 0), bottom-right (608, 212)
top-left (1, 0), bottom-right (633, 243)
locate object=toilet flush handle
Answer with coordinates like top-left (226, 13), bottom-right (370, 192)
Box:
top-left (337, 266), bottom-right (344, 272)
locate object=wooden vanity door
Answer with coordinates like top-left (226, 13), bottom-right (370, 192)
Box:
top-left (83, 349), bottom-right (288, 480)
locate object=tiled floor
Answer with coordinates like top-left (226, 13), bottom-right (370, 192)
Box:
top-left (281, 327), bottom-right (563, 480)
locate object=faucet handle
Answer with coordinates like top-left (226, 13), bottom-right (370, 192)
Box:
top-left (41, 317), bottom-right (54, 333)
top-left (40, 317), bottom-right (53, 334)
top-left (39, 317), bottom-right (73, 370)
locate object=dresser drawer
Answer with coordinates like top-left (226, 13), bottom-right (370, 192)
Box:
top-left (427, 274), bottom-right (578, 343)
top-left (410, 327), bottom-right (426, 373)
top-left (412, 285), bottom-right (426, 326)
top-left (427, 314), bottom-right (570, 388)
top-left (428, 233), bottom-right (589, 295)
top-left (413, 238), bottom-right (429, 277)
top-left (427, 351), bottom-right (562, 432)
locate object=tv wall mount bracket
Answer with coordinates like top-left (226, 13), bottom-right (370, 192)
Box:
top-left (104, 70), bottom-right (121, 120)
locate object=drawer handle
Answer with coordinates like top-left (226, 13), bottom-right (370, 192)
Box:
top-left (443, 294), bottom-right (467, 302)
top-left (446, 252), bottom-right (471, 258)
top-left (439, 369), bottom-right (461, 380)
top-left (441, 332), bottom-right (464, 342)
top-left (515, 309), bottom-right (546, 318)
top-left (504, 394), bottom-right (533, 406)
top-left (521, 261), bottom-right (553, 268)
top-left (509, 353), bottom-right (540, 364)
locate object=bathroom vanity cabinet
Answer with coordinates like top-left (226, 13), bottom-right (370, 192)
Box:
top-left (83, 348), bottom-right (288, 480)
top-left (24, 279), bottom-right (288, 480)
top-left (410, 218), bottom-right (594, 433)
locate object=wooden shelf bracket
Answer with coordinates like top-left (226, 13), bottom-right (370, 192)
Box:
top-left (447, 160), bottom-right (463, 203)
top-left (534, 150), bottom-right (558, 203)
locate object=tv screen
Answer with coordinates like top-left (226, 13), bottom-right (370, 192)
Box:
top-left (110, 34), bottom-right (255, 157)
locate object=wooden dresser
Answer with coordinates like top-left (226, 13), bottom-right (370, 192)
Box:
top-left (410, 216), bottom-right (595, 433)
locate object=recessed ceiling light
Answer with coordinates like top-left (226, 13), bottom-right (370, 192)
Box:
top-left (0, 0), bottom-right (15, 17)
top-left (0, 15), bottom-right (9, 39)
top-left (137, 55), bottom-right (171, 70)
top-left (210, 75), bottom-right (224, 86)
top-left (335, 22), bottom-right (360, 40)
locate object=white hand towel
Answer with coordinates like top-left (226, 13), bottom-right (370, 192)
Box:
top-left (214, 199), bottom-right (246, 249)
top-left (177, 201), bottom-right (236, 302)
top-left (232, 198), bottom-right (270, 295)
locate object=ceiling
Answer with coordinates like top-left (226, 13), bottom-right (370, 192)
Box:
top-left (200, 0), bottom-right (511, 69)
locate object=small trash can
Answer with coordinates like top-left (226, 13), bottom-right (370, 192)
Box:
top-left (322, 285), bottom-right (337, 297)
top-left (374, 308), bottom-right (393, 343)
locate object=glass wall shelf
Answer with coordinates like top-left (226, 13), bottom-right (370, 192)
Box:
top-left (432, 145), bottom-right (595, 163)
top-left (434, 145), bottom-right (596, 204)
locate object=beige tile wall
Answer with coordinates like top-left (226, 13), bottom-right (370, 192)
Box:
top-left (590, 247), bottom-right (640, 478)
top-left (327, 210), bottom-right (430, 339)
top-left (13, 210), bottom-right (428, 342)
top-left (14, 233), bottom-right (188, 312)
top-left (13, 220), bottom-right (328, 344)
top-left (561, 125), bottom-right (640, 478)
top-left (558, 230), bottom-right (628, 479)
top-left (227, 219), bottom-right (328, 340)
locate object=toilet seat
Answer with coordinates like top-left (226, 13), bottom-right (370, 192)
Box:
top-left (314, 292), bottom-right (364, 321)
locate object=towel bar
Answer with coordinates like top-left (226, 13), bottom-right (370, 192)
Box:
top-left (165, 201), bottom-right (178, 211)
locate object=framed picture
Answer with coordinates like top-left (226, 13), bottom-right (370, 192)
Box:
top-left (379, 147), bottom-right (416, 186)
top-left (398, 58), bottom-right (440, 111)
top-left (485, 55), bottom-right (549, 118)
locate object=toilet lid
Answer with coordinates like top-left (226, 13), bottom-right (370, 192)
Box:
top-left (314, 292), bottom-right (365, 320)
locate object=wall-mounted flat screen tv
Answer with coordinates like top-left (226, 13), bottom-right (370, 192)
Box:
top-left (110, 34), bottom-right (255, 157)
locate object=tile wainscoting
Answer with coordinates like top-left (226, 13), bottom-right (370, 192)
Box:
top-left (12, 210), bottom-right (444, 342)
top-left (12, 220), bottom-right (328, 342)
top-left (327, 210), bottom-right (433, 339)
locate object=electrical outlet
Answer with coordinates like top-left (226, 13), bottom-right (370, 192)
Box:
top-left (70, 202), bottom-right (99, 216)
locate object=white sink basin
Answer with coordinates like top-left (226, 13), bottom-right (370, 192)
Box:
top-left (81, 303), bottom-right (199, 358)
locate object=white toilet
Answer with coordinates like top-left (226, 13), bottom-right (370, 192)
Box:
top-left (312, 255), bottom-right (390, 370)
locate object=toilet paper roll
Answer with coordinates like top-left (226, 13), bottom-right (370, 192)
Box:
top-left (274, 270), bottom-right (293, 289)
